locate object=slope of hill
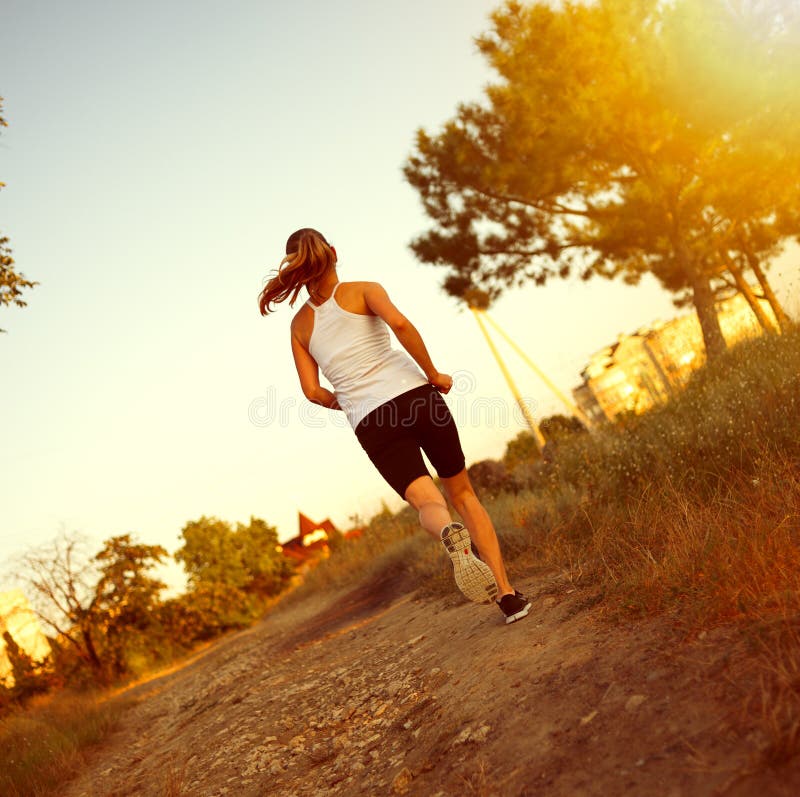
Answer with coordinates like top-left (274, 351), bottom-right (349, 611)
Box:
top-left (63, 567), bottom-right (800, 797)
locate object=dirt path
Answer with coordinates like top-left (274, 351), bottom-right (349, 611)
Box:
top-left (64, 573), bottom-right (800, 797)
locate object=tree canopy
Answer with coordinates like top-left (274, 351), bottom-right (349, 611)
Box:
top-left (404, 0), bottom-right (800, 358)
top-left (17, 532), bottom-right (167, 682)
top-left (175, 515), bottom-right (293, 596)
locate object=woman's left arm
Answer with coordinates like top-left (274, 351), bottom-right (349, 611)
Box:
top-left (290, 329), bottom-right (341, 411)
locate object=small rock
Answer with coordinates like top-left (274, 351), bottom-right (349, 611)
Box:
top-left (471, 724), bottom-right (491, 743)
top-left (307, 741), bottom-right (335, 764)
top-left (625, 694), bottom-right (647, 712)
top-left (428, 668), bottom-right (449, 687)
top-left (542, 597), bottom-right (557, 608)
top-left (454, 726), bottom-right (472, 745)
top-left (580, 710), bottom-right (598, 726)
top-left (392, 767), bottom-right (414, 794)
top-left (386, 680), bottom-right (403, 698)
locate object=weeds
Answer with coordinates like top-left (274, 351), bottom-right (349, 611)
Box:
top-left (0, 690), bottom-right (130, 797)
top-left (301, 328), bottom-right (800, 765)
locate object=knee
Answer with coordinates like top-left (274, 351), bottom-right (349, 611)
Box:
top-left (406, 482), bottom-right (447, 512)
top-left (417, 494), bottom-right (447, 514)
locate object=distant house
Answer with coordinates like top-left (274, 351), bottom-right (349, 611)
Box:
top-left (0, 589), bottom-right (51, 687)
top-left (279, 513), bottom-right (364, 568)
top-left (280, 512), bottom-right (338, 566)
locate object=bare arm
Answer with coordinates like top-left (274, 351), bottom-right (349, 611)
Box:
top-left (290, 325), bottom-right (341, 410)
top-left (363, 282), bottom-right (452, 393)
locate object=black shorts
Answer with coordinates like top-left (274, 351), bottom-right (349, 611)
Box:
top-left (354, 383), bottom-right (466, 499)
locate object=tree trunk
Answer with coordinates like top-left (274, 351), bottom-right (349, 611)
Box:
top-left (670, 215), bottom-right (727, 360)
top-left (742, 244), bottom-right (792, 333)
top-left (688, 268), bottom-right (727, 361)
top-left (722, 252), bottom-right (778, 334)
top-left (81, 623), bottom-right (106, 681)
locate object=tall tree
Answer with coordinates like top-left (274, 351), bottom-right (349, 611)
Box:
top-left (404, 0), bottom-right (799, 358)
top-left (175, 515), bottom-right (292, 596)
top-left (93, 535), bottom-right (167, 674)
top-left (16, 533), bottom-right (106, 678)
top-left (15, 531), bottom-right (167, 682)
top-left (0, 97), bottom-right (37, 332)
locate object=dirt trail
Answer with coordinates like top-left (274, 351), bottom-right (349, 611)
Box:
top-left (64, 572), bottom-right (800, 797)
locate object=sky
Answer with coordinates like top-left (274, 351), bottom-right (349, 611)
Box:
top-left (1, 0), bottom-right (797, 593)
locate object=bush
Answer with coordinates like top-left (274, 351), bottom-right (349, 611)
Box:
top-left (0, 691), bottom-right (130, 797)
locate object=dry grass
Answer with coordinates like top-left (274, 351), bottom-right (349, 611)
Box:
top-left (161, 760), bottom-right (189, 797)
top-left (298, 328), bottom-right (800, 765)
top-left (0, 690), bottom-right (131, 797)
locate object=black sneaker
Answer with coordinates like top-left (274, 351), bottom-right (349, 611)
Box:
top-left (497, 592), bottom-right (532, 624)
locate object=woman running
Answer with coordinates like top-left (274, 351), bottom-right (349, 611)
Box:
top-left (259, 228), bottom-right (531, 624)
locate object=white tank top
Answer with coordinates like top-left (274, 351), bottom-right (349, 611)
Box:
top-left (307, 283), bottom-right (428, 429)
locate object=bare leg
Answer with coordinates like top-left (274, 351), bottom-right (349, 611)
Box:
top-left (440, 468), bottom-right (514, 597)
top-left (404, 475), bottom-right (452, 539)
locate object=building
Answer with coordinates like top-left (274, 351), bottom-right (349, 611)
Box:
top-left (279, 512), bottom-right (340, 567)
top-left (572, 293), bottom-right (776, 424)
top-left (0, 589), bottom-right (51, 687)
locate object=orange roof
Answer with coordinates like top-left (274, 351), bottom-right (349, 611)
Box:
top-left (298, 512), bottom-right (317, 538)
top-left (298, 512), bottom-right (339, 538)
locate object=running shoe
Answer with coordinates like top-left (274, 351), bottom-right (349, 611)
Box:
top-left (440, 522), bottom-right (498, 603)
top-left (496, 592), bottom-right (532, 624)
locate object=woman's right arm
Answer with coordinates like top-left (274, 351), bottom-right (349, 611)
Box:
top-left (363, 282), bottom-right (453, 394)
top-left (290, 319), bottom-right (341, 410)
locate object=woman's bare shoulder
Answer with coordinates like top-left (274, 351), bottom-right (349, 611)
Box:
top-left (291, 303), bottom-right (314, 336)
top-left (337, 282), bottom-right (378, 314)
top-left (348, 280), bottom-right (386, 294)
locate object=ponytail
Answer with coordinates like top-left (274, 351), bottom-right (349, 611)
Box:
top-left (258, 228), bottom-right (336, 315)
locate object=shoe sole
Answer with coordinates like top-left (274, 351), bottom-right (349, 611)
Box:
top-left (504, 601), bottom-right (532, 625)
top-left (441, 524), bottom-right (498, 604)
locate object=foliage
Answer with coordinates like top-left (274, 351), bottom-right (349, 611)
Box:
top-left (173, 515), bottom-right (294, 634)
top-left (404, 0), bottom-right (800, 358)
top-left (175, 515), bottom-right (293, 596)
top-left (15, 532), bottom-right (168, 683)
top-left (467, 459), bottom-right (513, 498)
top-left (539, 414), bottom-right (587, 443)
top-left (0, 690), bottom-right (130, 797)
top-left (0, 97), bottom-right (37, 332)
top-left (0, 631), bottom-right (54, 709)
top-left (157, 583), bottom-right (260, 641)
top-left (502, 431), bottom-right (540, 471)
top-left (92, 535), bottom-right (168, 677)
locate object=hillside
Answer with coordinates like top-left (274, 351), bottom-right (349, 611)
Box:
top-left (63, 567), bottom-right (800, 797)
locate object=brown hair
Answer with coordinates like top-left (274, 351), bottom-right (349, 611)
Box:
top-left (258, 228), bottom-right (336, 315)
